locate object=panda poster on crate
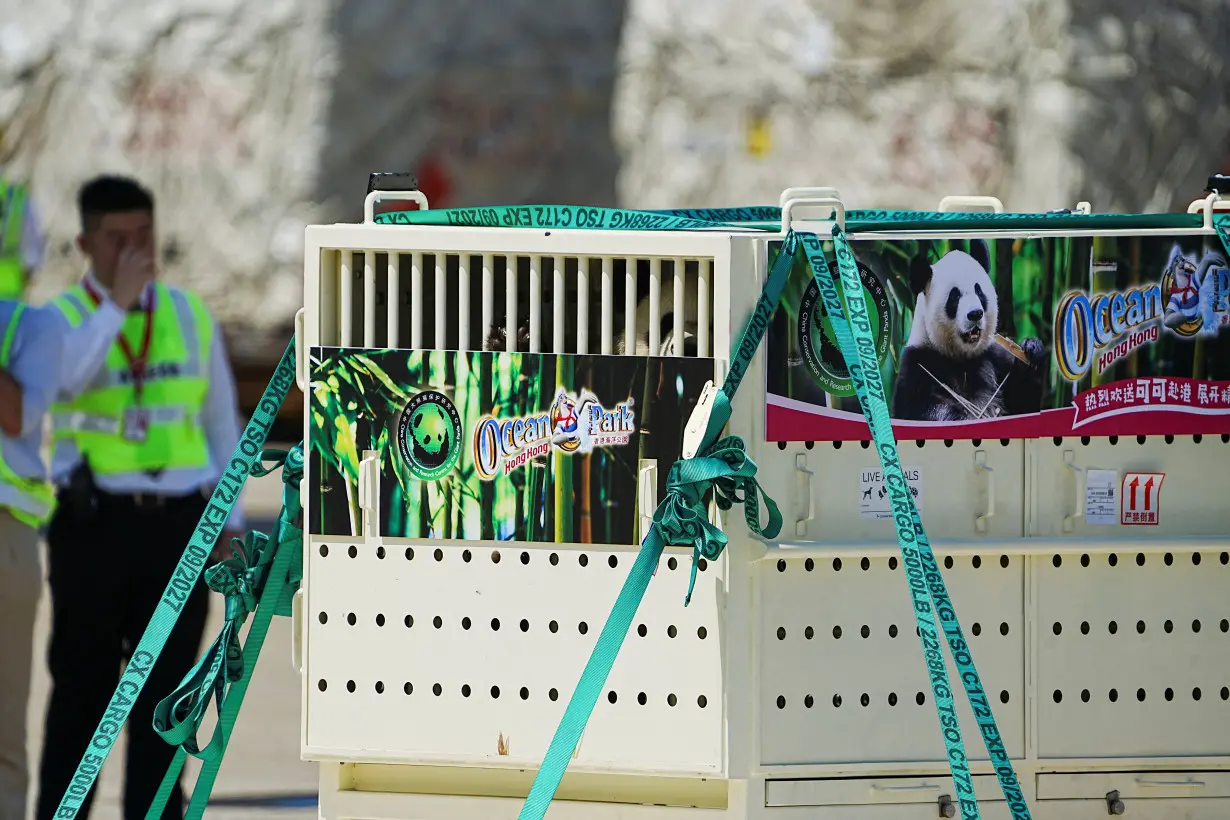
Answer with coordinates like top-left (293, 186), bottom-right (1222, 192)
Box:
top-left (307, 346), bottom-right (714, 543)
top-left (764, 234), bottom-right (1230, 441)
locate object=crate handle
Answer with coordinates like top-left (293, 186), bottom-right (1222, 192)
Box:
top-left (1134, 777), bottom-right (1205, 788)
top-left (778, 186), bottom-right (842, 207)
top-left (357, 450), bottom-right (380, 536)
top-left (290, 588), bottom-right (304, 675)
top-left (293, 307), bottom-right (308, 393)
top-left (938, 195), bottom-right (1004, 213)
top-left (1187, 191), bottom-right (1225, 231)
top-left (364, 189), bottom-right (430, 223)
top-left (781, 196), bottom-right (845, 235)
top-left (638, 459), bottom-right (658, 547)
top-left (1062, 451), bottom-right (1084, 533)
top-left (795, 453), bottom-right (815, 537)
top-left (974, 450), bottom-right (995, 534)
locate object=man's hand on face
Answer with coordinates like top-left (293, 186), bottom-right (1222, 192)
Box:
top-left (110, 246), bottom-right (155, 308)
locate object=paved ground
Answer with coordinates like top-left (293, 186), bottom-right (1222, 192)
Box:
top-left (23, 451), bottom-right (319, 820)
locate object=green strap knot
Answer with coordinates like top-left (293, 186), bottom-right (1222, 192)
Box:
top-left (206, 528), bottom-right (272, 636)
top-left (151, 445), bottom-right (305, 763)
top-left (247, 445), bottom-right (305, 613)
top-left (702, 435), bottom-right (778, 544)
top-left (151, 529), bottom-right (265, 759)
top-left (656, 432), bottom-right (782, 606)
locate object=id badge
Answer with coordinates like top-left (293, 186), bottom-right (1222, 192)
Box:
top-left (122, 407), bottom-right (150, 443)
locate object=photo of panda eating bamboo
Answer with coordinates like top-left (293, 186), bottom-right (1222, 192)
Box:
top-left (890, 239), bottom-right (1048, 422)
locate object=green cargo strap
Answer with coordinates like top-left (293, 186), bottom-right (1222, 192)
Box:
top-left (658, 204), bottom-right (1213, 233)
top-left (1215, 214), bottom-right (1230, 258)
top-left (48, 342), bottom-right (297, 820)
top-left (797, 228), bottom-right (1029, 819)
top-left (374, 202), bottom-right (1031, 820)
top-left (0, 303), bottom-right (55, 528)
top-left (375, 203), bottom-right (772, 232)
top-left (150, 445), bottom-right (303, 756)
top-left (375, 202), bottom-right (1220, 234)
top-left (520, 237), bottom-right (793, 820)
top-left (145, 444), bottom-right (305, 820)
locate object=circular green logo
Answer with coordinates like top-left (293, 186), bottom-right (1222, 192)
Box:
top-left (396, 390), bottom-right (463, 481)
top-left (797, 259), bottom-right (892, 397)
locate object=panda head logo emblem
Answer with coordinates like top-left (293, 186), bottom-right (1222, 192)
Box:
top-left (908, 241), bottom-right (998, 359)
top-left (396, 389), bottom-right (464, 481)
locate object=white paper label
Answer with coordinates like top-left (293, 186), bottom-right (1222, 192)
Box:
top-left (1084, 469), bottom-right (1118, 526)
top-left (859, 466), bottom-right (922, 520)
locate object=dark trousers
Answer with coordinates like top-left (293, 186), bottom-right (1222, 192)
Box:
top-left (35, 488), bottom-right (210, 820)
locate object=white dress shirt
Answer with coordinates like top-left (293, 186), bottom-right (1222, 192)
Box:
top-left (0, 300), bottom-right (64, 521)
top-left (48, 272), bottom-right (247, 531)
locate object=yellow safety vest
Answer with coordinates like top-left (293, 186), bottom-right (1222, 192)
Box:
top-left (49, 282), bottom-right (214, 476)
top-left (0, 178), bottom-right (28, 301)
top-left (0, 303), bottom-right (56, 527)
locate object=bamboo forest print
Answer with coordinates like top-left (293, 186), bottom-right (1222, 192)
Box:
top-left (308, 348), bottom-right (715, 543)
top-left (765, 233), bottom-right (1230, 441)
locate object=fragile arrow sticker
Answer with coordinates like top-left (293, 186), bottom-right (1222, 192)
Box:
top-left (1121, 472), bottom-right (1165, 526)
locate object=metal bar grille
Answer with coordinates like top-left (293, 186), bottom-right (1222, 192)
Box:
top-left (318, 250), bottom-right (717, 358)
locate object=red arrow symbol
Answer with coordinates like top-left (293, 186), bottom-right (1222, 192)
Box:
top-left (1128, 477), bottom-right (1139, 510)
top-left (1144, 477), bottom-right (1155, 511)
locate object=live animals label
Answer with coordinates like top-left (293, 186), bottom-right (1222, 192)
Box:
top-left (859, 466), bottom-right (923, 520)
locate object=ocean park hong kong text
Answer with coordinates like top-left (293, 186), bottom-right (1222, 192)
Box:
top-left (471, 388), bottom-right (637, 480)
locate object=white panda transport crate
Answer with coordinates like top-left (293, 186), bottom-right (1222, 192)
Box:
top-left (296, 188), bottom-right (1230, 820)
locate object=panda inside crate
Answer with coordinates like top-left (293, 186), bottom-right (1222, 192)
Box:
top-left (891, 239), bottom-right (1047, 422)
top-left (484, 258), bottom-right (708, 357)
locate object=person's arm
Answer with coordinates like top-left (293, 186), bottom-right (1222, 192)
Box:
top-left (0, 307), bottom-right (65, 437)
top-left (20, 194), bottom-right (46, 279)
top-left (201, 321), bottom-right (247, 534)
top-left (55, 299), bottom-right (126, 399)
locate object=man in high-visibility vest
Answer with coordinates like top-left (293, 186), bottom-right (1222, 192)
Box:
top-left (0, 298), bottom-right (64, 820)
top-left (33, 175), bottom-right (247, 820)
top-left (0, 168), bottom-right (47, 301)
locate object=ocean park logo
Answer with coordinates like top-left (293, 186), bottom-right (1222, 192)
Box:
top-left (1055, 245), bottom-right (1230, 381)
top-left (472, 387), bottom-right (636, 480)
